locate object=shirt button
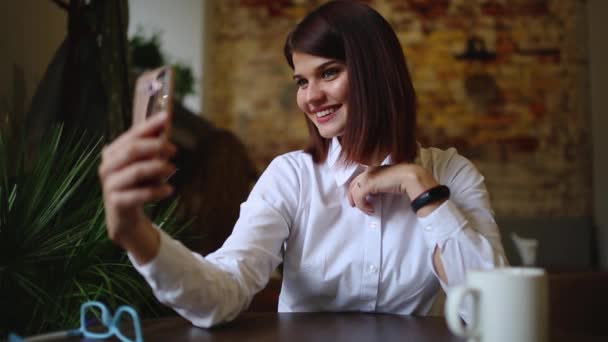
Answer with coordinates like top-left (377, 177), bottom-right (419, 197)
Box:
top-left (370, 222), bottom-right (378, 229)
top-left (424, 225), bottom-right (433, 231)
top-left (369, 265), bottom-right (378, 273)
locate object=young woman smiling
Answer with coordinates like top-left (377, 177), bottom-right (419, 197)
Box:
top-left (98, 0), bottom-right (507, 328)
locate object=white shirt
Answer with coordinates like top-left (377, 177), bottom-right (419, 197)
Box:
top-left (131, 139), bottom-right (507, 328)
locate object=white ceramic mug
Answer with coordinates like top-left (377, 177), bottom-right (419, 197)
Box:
top-left (445, 267), bottom-right (548, 342)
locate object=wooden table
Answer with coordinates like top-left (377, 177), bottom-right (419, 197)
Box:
top-left (127, 313), bottom-right (463, 342)
top-left (71, 312), bottom-right (608, 341)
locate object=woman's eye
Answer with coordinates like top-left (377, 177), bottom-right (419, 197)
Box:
top-left (322, 68), bottom-right (339, 80)
top-left (295, 78), bottom-right (308, 88)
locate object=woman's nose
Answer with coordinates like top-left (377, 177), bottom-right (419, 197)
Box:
top-left (306, 82), bottom-right (325, 104)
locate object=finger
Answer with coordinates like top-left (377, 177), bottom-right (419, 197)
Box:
top-left (104, 159), bottom-right (176, 192)
top-left (348, 178), bottom-right (363, 209)
top-left (352, 194), bottom-right (368, 214)
top-left (363, 195), bottom-right (375, 213)
top-left (100, 138), bottom-right (176, 178)
top-left (355, 196), bottom-right (374, 215)
top-left (103, 113), bottom-right (169, 156)
top-left (129, 111), bottom-right (170, 139)
top-left (351, 186), bottom-right (374, 215)
top-left (347, 188), bottom-right (355, 207)
top-left (99, 139), bottom-right (176, 180)
top-left (110, 184), bottom-right (174, 209)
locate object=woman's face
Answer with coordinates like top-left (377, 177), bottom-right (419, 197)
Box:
top-left (292, 52), bottom-right (349, 139)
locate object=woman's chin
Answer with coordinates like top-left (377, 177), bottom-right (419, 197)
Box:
top-left (318, 130), bottom-right (343, 139)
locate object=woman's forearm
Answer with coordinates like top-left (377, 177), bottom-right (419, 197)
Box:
top-left (118, 219), bottom-right (161, 266)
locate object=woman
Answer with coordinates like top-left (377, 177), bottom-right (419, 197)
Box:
top-left (98, 0), bottom-right (506, 328)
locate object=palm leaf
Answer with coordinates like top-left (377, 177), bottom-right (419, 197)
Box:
top-left (0, 124), bottom-right (185, 336)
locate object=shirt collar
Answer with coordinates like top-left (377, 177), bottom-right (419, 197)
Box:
top-left (326, 137), bottom-right (394, 187)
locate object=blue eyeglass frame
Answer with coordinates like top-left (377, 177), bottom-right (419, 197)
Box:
top-left (8, 301), bottom-right (143, 342)
top-left (80, 301), bottom-right (143, 342)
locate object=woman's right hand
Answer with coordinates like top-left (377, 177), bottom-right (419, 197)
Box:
top-left (98, 112), bottom-right (177, 263)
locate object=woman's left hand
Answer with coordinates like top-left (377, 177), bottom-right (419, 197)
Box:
top-left (347, 163), bottom-right (441, 215)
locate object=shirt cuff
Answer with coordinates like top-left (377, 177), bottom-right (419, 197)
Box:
top-left (128, 228), bottom-right (197, 290)
top-left (417, 199), bottom-right (468, 250)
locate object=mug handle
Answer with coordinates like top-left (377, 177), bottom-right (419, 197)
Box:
top-left (445, 286), bottom-right (480, 339)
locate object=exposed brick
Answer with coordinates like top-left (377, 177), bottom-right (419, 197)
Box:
top-left (204, 0), bottom-right (591, 217)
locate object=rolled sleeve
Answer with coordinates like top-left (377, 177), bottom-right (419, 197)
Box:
top-left (128, 228), bottom-right (205, 292)
top-left (417, 200), bottom-right (468, 250)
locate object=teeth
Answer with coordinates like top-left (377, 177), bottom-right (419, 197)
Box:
top-left (315, 107), bottom-right (337, 118)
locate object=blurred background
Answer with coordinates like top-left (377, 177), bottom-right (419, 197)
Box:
top-left (2, 0), bottom-right (607, 270)
top-left (1, 0), bottom-right (607, 336)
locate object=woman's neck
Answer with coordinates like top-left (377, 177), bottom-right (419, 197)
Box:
top-left (336, 136), bottom-right (388, 166)
top-left (362, 147), bottom-right (389, 166)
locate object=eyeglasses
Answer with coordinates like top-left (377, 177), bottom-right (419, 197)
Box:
top-left (8, 301), bottom-right (143, 342)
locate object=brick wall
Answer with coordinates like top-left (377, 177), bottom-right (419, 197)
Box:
top-left (203, 0), bottom-right (591, 217)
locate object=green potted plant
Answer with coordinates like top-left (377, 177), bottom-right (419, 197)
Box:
top-left (0, 119), bottom-right (181, 337)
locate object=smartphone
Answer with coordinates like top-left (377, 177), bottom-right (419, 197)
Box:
top-left (132, 66), bottom-right (177, 183)
top-left (132, 66), bottom-right (200, 150)
top-left (132, 66), bottom-right (175, 140)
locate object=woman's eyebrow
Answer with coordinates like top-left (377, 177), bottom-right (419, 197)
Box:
top-left (293, 60), bottom-right (341, 80)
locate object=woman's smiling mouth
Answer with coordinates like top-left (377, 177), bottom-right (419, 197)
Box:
top-left (312, 105), bottom-right (342, 123)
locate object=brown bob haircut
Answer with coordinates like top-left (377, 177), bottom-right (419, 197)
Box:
top-left (284, 0), bottom-right (417, 165)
